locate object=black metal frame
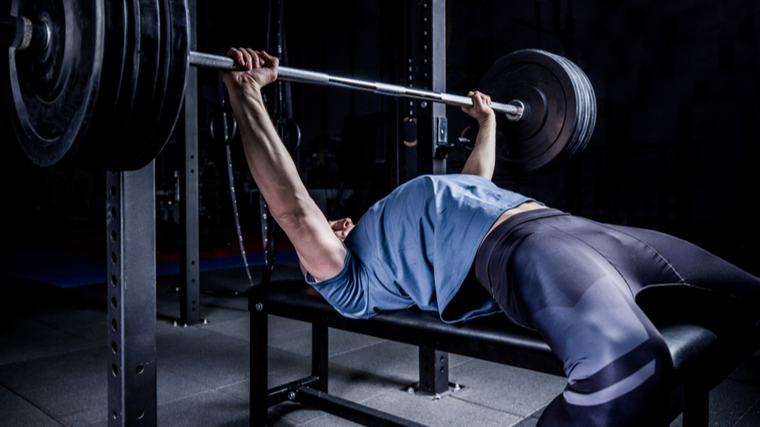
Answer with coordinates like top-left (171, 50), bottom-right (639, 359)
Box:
top-left (251, 308), bottom-right (432, 427)
top-left (179, 0), bottom-right (201, 326)
top-left (407, 0), bottom-right (447, 177)
top-left (250, 309), bottom-right (331, 425)
top-left (407, 0), bottom-right (452, 393)
top-left (107, 165), bottom-right (158, 427)
top-left (418, 347), bottom-right (448, 395)
top-left (106, 3), bottom-right (198, 425)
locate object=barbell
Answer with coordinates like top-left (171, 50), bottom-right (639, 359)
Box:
top-left (3, 0), bottom-right (596, 172)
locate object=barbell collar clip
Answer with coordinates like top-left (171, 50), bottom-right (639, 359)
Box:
top-left (1, 15), bottom-right (51, 52)
top-left (1, 15), bottom-right (30, 50)
top-left (18, 16), bottom-right (31, 50)
top-left (505, 100), bottom-right (526, 122)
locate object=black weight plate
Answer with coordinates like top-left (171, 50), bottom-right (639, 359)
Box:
top-left (478, 49), bottom-right (584, 173)
top-left (128, 0), bottom-right (189, 169)
top-left (545, 53), bottom-right (589, 168)
top-left (102, 0), bottom-right (140, 165)
top-left (7, 0), bottom-right (103, 167)
top-left (563, 57), bottom-right (596, 158)
top-left (529, 51), bottom-right (595, 168)
top-left (71, 0), bottom-right (132, 168)
top-left (105, 0), bottom-right (162, 170)
top-left (73, 0), bottom-right (141, 170)
top-left (116, 0), bottom-right (170, 170)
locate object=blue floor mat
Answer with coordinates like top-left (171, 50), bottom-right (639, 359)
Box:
top-left (0, 250), bottom-right (298, 288)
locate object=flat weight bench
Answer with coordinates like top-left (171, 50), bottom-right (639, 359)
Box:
top-left (247, 280), bottom-right (759, 427)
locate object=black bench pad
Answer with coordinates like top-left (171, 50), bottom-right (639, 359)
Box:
top-left (247, 280), bottom-right (718, 375)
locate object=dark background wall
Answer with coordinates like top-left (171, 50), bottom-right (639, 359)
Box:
top-left (2, 0), bottom-right (759, 274)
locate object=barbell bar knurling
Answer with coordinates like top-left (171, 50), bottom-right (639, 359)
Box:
top-left (187, 51), bottom-right (522, 119)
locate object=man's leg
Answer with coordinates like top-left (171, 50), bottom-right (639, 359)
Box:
top-left (608, 224), bottom-right (760, 332)
top-left (611, 224), bottom-right (760, 296)
top-left (494, 227), bottom-right (672, 427)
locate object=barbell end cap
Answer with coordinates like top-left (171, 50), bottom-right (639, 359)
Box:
top-left (33, 16), bottom-right (52, 53)
top-left (505, 100), bottom-right (526, 122)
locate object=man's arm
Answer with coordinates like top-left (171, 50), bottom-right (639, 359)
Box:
top-left (222, 48), bottom-right (345, 282)
top-left (461, 91), bottom-right (496, 180)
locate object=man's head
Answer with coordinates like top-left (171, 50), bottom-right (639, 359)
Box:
top-left (329, 218), bottom-right (354, 242)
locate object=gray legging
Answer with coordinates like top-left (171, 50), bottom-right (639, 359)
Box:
top-left (475, 209), bottom-right (760, 426)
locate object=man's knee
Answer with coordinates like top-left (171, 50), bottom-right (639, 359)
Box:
top-left (540, 340), bottom-right (671, 427)
top-left (564, 333), bottom-right (671, 407)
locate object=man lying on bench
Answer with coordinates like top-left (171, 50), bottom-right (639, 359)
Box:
top-left (222, 48), bottom-right (760, 427)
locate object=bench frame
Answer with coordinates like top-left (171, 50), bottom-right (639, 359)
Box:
top-left (248, 281), bottom-right (758, 427)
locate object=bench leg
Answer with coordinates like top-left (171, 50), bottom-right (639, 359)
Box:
top-left (682, 381), bottom-right (709, 427)
top-left (419, 347), bottom-right (448, 395)
top-left (251, 309), bottom-right (268, 427)
top-left (312, 325), bottom-right (329, 392)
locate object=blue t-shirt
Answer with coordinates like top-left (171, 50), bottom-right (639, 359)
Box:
top-left (306, 174), bottom-right (538, 323)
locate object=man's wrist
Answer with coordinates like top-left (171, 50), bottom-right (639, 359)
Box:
top-left (478, 115), bottom-right (496, 127)
top-left (229, 81), bottom-right (264, 106)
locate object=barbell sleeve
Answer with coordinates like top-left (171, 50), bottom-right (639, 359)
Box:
top-left (188, 51), bottom-right (523, 119)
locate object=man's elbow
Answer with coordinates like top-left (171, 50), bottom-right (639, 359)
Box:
top-left (271, 197), bottom-right (320, 230)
